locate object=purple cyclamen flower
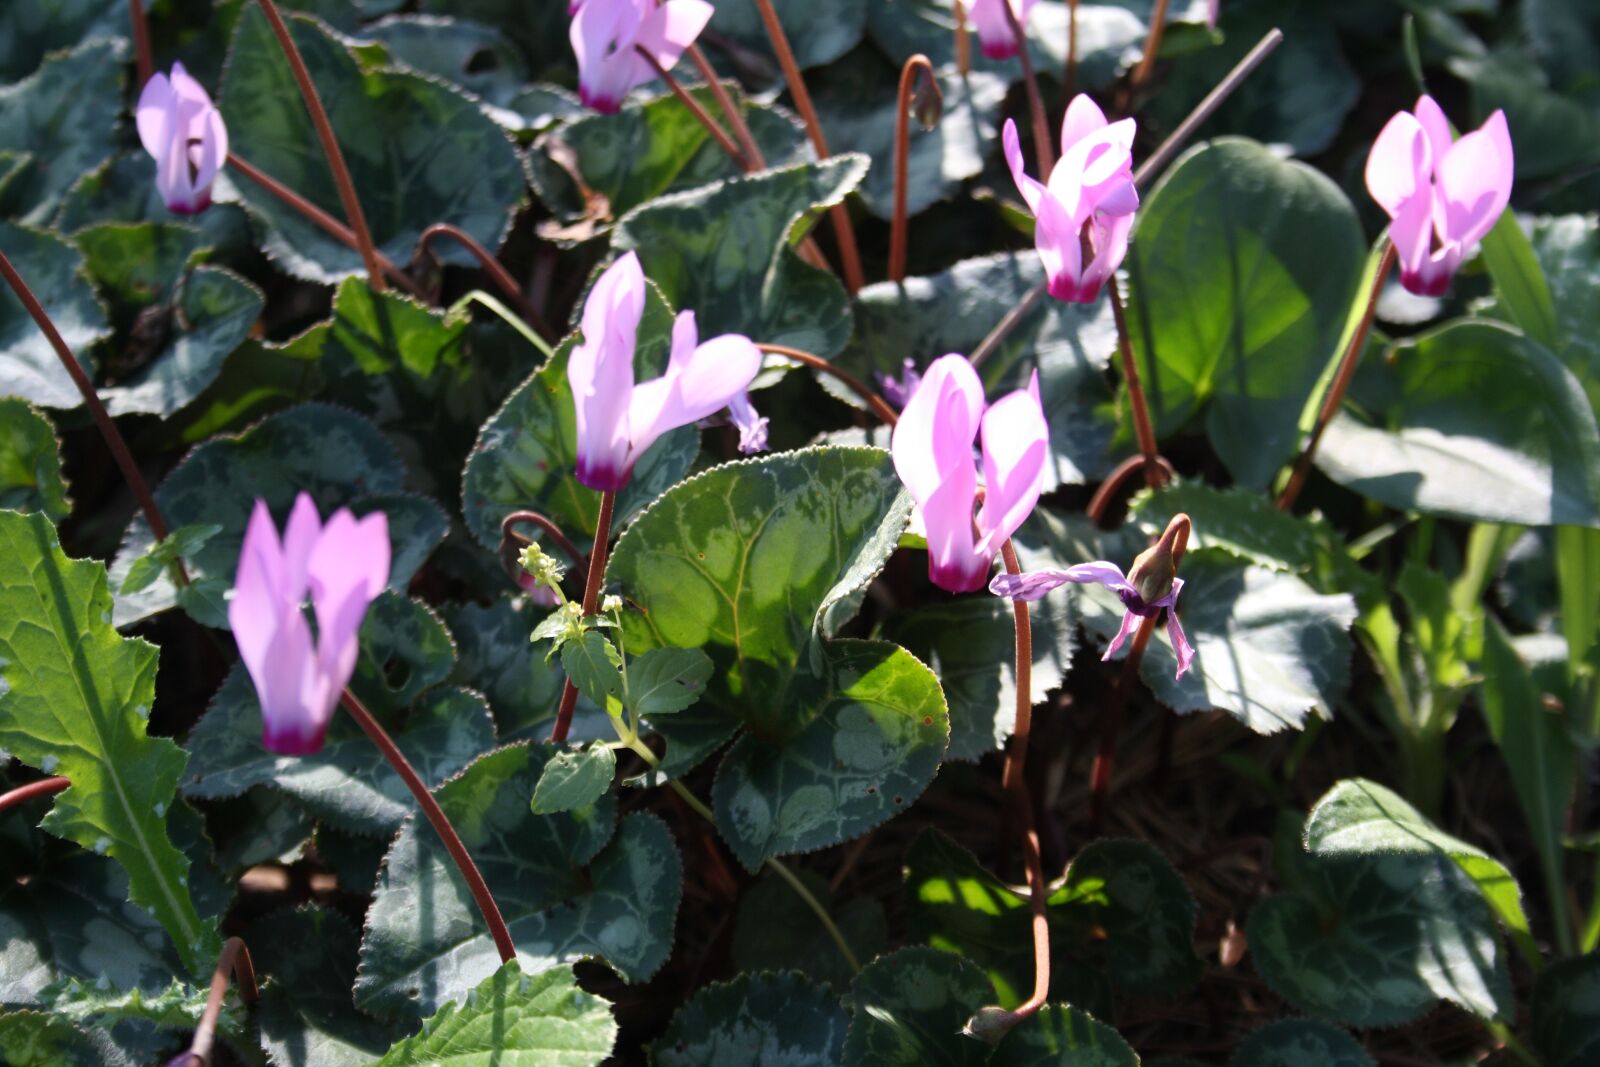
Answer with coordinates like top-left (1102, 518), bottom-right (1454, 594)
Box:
top-left (990, 514), bottom-right (1195, 679)
top-left (876, 358), bottom-right (923, 412)
top-left (569, 252), bottom-right (763, 490)
top-left (136, 63), bottom-right (228, 215)
top-left (1003, 94), bottom-right (1139, 304)
top-left (1365, 95), bottom-right (1513, 297)
top-left (570, 0), bottom-right (713, 114)
top-left (891, 353), bottom-right (1049, 594)
top-left (230, 493), bottom-right (390, 755)
top-left (967, 0), bottom-right (1038, 60)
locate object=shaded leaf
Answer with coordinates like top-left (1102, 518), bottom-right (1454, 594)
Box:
top-left (530, 746), bottom-right (617, 815)
top-left (0, 0), bottom-right (122, 80)
top-left (651, 971), bottom-right (848, 1067)
top-left (841, 946), bottom-right (993, 1067)
top-left (732, 869), bottom-right (886, 993)
top-left (440, 597), bottom-right (568, 742)
top-left (0, 221), bottom-right (110, 409)
top-left (1532, 954), bottom-right (1600, 1067)
top-left (0, 1011), bottom-right (124, 1067)
top-left (1231, 1019), bottom-right (1375, 1067)
top-left (0, 39), bottom-right (124, 224)
top-left (989, 1003), bottom-right (1140, 1066)
top-left (0, 398), bottom-right (70, 520)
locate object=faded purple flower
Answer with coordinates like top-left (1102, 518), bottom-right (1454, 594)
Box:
top-left (876, 358), bottom-right (923, 411)
top-left (728, 391), bottom-right (769, 454)
top-left (136, 63), bottom-right (228, 215)
top-left (230, 493), bottom-right (390, 754)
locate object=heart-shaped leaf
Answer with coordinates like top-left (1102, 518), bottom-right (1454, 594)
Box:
top-left (651, 972), bottom-right (849, 1067)
top-left (706, 0), bottom-right (865, 73)
top-left (842, 946), bottom-right (994, 1067)
top-left (0, 39), bottom-right (124, 224)
top-left (1231, 1019), bottom-right (1375, 1067)
top-left (989, 1003), bottom-right (1140, 1066)
top-left (731, 869), bottom-right (886, 993)
top-left (440, 597), bottom-right (568, 742)
top-left (0, 1), bottom-right (122, 80)
top-left (0, 398), bottom-right (70, 520)
top-left (0, 221), bottom-right (110, 409)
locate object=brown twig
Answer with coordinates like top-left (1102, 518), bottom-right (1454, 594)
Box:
top-left (686, 45), bottom-right (767, 169)
top-left (1277, 241), bottom-right (1396, 512)
top-left (636, 45), bottom-right (745, 164)
top-left (226, 153), bottom-right (421, 296)
top-left (550, 490), bottom-right (617, 744)
top-left (419, 224), bottom-right (555, 341)
top-left (1106, 273), bottom-right (1167, 490)
top-left (953, 0), bottom-right (972, 76)
top-left (752, 0), bottom-right (866, 293)
top-left (253, 0), bottom-right (386, 292)
top-left (890, 55), bottom-right (938, 284)
top-left (757, 342), bottom-right (900, 427)
top-left (176, 937), bottom-right (259, 1067)
top-left (1126, 0), bottom-right (1173, 98)
top-left (1085, 452), bottom-right (1177, 526)
top-left (1132, 29), bottom-right (1284, 187)
top-left (0, 776), bottom-right (70, 815)
top-left (1064, 0), bottom-right (1079, 96)
top-left (128, 0), bottom-right (154, 87)
top-left (1001, 0), bottom-right (1054, 176)
top-left (340, 690), bottom-right (516, 962)
top-left (0, 250), bottom-right (180, 563)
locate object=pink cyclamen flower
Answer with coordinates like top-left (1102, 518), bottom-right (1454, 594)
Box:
top-left (967, 0), bottom-right (1038, 60)
top-left (570, 0), bottom-right (713, 114)
top-left (891, 353), bottom-right (1049, 593)
top-left (1366, 95), bottom-right (1513, 296)
top-left (1004, 95), bottom-right (1139, 304)
top-left (230, 493), bottom-right (390, 755)
top-left (136, 63), bottom-right (228, 215)
top-left (990, 515), bottom-right (1195, 679)
top-left (569, 252), bottom-right (763, 490)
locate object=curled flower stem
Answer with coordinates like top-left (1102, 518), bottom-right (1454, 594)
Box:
top-left (177, 937), bottom-right (259, 1067)
top-left (752, 0), bottom-right (866, 293)
top-left (419, 224), bottom-right (556, 342)
top-left (1106, 273), bottom-right (1168, 491)
top-left (1132, 29), bottom-right (1284, 187)
top-left (1001, 0), bottom-right (1053, 176)
top-left (0, 249), bottom-right (183, 573)
top-left (340, 689), bottom-right (516, 963)
top-left (619, 732), bottom-right (860, 972)
top-left (128, 0), bottom-right (154, 86)
top-left (1085, 452), bottom-right (1177, 526)
top-left (550, 490), bottom-right (618, 744)
top-left (1277, 241), bottom-right (1397, 512)
top-left (1126, 0), bottom-right (1173, 97)
top-left (0, 776), bottom-right (70, 815)
top-left (226, 153), bottom-right (421, 297)
top-left (252, 0), bottom-right (386, 293)
top-left (686, 45), bottom-right (767, 170)
top-left (501, 510), bottom-right (587, 570)
top-left (890, 54), bottom-right (937, 284)
top-left (636, 45), bottom-right (745, 164)
top-left (756, 342), bottom-right (900, 427)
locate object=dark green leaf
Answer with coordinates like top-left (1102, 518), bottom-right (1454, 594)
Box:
top-left (841, 946), bottom-right (993, 1067)
top-left (0, 398), bottom-right (70, 520)
top-left (561, 631), bottom-right (624, 713)
top-left (71, 221), bottom-right (205, 333)
top-left (348, 591), bottom-right (458, 715)
top-left (0, 1012), bottom-right (123, 1067)
top-left (651, 972), bottom-right (849, 1067)
top-left (1231, 1019), bottom-right (1375, 1067)
top-left (1481, 210), bottom-right (1562, 351)
top-left (0, 39), bottom-right (124, 224)
top-left (0, 0), bottom-right (121, 80)
top-left (441, 597), bottom-right (568, 742)
top-left (0, 510), bottom-right (217, 975)
top-left (732, 869), bottom-right (886, 992)
top-left (357, 744), bottom-right (680, 1019)
top-left (625, 646), bottom-right (714, 718)
top-left (1532, 954), bottom-right (1600, 1067)
top-left (359, 15), bottom-right (530, 111)
top-left (530, 746), bottom-right (617, 815)
top-left (0, 221), bottom-right (110, 409)
top-left (706, 0), bottom-right (865, 72)
top-left (988, 1003), bottom-right (1140, 1066)
top-left (612, 156), bottom-right (869, 357)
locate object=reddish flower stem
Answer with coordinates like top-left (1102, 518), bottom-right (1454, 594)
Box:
top-left (969, 283), bottom-right (1046, 370)
top-left (253, 0), bottom-right (386, 292)
top-left (501, 510), bottom-right (587, 570)
top-left (0, 250), bottom-right (181, 565)
top-left (1064, 0), bottom-right (1079, 96)
top-left (636, 45), bottom-right (745, 164)
top-left (550, 489), bottom-right (617, 744)
top-left (0, 776), bottom-right (70, 815)
top-left (1106, 273), bottom-right (1168, 490)
top-left (1277, 242), bottom-right (1397, 512)
top-left (890, 55), bottom-right (937, 284)
top-left (419, 223), bottom-right (556, 342)
top-left (340, 689), bottom-right (515, 962)
top-left (1001, 0), bottom-right (1053, 176)
top-left (128, 0), bottom-right (154, 86)
top-left (752, 0), bottom-right (867, 293)
top-left (1126, 0), bottom-right (1173, 97)
top-left (953, 0), bottom-right (972, 76)
top-left (227, 152), bottom-right (422, 296)
top-left (757, 342), bottom-right (900, 427)
top-left (687, 45), bottom-right (766, 169)
top-left (175, 937), bottom-right (259, 1067)
top-left (1085, 452), bottom-right (1177, 527)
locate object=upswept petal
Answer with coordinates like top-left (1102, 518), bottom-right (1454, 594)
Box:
top-left (1002, 119), bottom-right (1048, 214)
top-left (1103, 608), bottom-right (1142, 660)
top-left (626, 329), bottom-right (762, 462)
top-left (968, 0), bottom-right (1033, 59)
top-left (1166, 609), bottom-right (1195, 678)
top-left (892, 353), bottom-right (984, 506)
top-left (976, 372), bottom-right (1048, 555)
top-left (1412, 94), bottom-right (1455, 170)
top-left (920, 456), bottom-right (983, 592)
top-left (990, 560), bottom-right (1135, 601)
top-left (1079, 210), bottom-right (1134, 299)
top-left (634, 0), bottom-right (713, 73)
top-left (1365, 110), bottom-right (1430, 217)
top-left (279, 492), bottom-right (323, 600)
top-left (253, 607), bottom-right (323, 755)
top-left (135, 72), bottom-right (175, 160)
top-left (570, 253), bottom-right (645, 488)
top-left (229, 500), bottom-right (289, 676)
top-left (1033, 191), bottom-right (1087, 301)
top-left (571, 0), bottom-right (644, 111)
top-left (1059, 93), bottom-right (1110, 155)
top-left (306, 508), bottom-right (390, 662)
top-left (1388, 190), bottom-right (1437, 289)
top-left (1438, 114), bottom-right (1512, 248)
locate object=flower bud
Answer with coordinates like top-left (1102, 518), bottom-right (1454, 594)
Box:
top-left (1126, 512), bottom-right (1190, 608)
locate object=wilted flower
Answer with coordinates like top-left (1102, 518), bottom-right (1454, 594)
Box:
top-left (570, 0), bottom-right (713, 114)
top-left (728, 391), bottom-right (769, 454)
top-left (136, 63), bottom-right (228, 215)
top-left (990, 514), bottom-right (1194, 679)
top-left (876, 358), bottom-right (923, 411)
top-left (230, 494), bottom-right (390, 755)
top-left (1003, 95), bottom-right (1139, 304)
top-left (1366, 95), bottom-right (1513, 296)
top-left (891, 353), bottom-right (1049, 593)
top-left (569, 252), bottom-right (762, 490)
top-left (967, 0), bottom-right (1037, 60)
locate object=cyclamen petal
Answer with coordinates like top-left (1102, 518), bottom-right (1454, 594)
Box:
top-left (1365, 95), bottom-right (1513, 295)
top-left (967, 0), bottom-right (1038, 60)
top-left (727, 391), bottom-right (770, 454)
top-left (571, 0), bottom-right (712, 113)
top-left (229, 493), bottom-right (390, 755)
top-left (137, 63), bottom-right (228, 215)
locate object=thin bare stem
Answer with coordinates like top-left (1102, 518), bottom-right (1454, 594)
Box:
top-left (1278, 241), bottom-right (1397, 512)
top-left (637, 46), bottom-right (745, 163)
top-left (1088, 614), bottom-right (1156, 831)
top-left (1107, 273), bottom-right (1167, 490)
top-left (970, 283), bottom-right (1046, 370)
top-left (752, 0), bottom-right (866, 293)
top-left (0, 776), bottom-right (70, 815)
top-left (953, 0), bottom-right (972, 76)
top-left (1133, 29), bottom-right (1284, 187)
top-left (999, 543), bottom-right (1035, 796)
top-left (501, 511), bottom-right (586, 569)
top-left (1126, 0), bottom-right (1173, 96)
top-left (890, 55), bottom-right (937, 284)
top-left (1064, 0), bottom-right (1079, 96)
top-left (340, 689), bottom-right (515, 962)
top-left (1085, 452), bottom-right (1177, 526)
top-left (687, 45), bottom-right (766, 169)
top-left (253, 0), bottom-right (385, 292)
top-left (419, 224), bottom-right (555, 342)
top-left (1001, 0), bottom-right (1053, 176)
top-left (550, 490), bottom-right (617, 744)
top-left (128, 0), bottom-right (154, 87)
top-left (227, 153), bottom-right (421, 296)
top-left (757, 342), bottom-right (900, 427)
top-left (180, 937), bottom-right (259, 1067)
top-left (0, 250), bottom-right (181, 561)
